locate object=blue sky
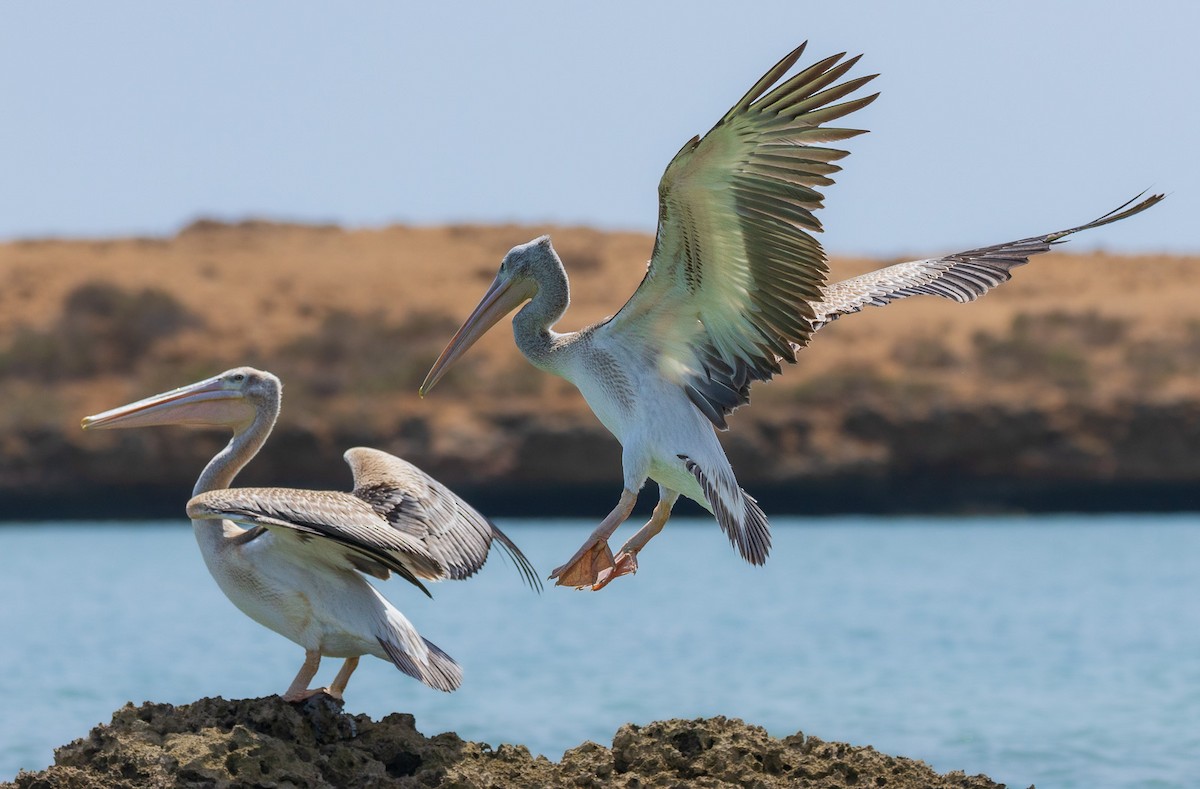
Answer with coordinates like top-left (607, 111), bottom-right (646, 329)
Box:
top-left (1, 2), bottom-right (1194, 255)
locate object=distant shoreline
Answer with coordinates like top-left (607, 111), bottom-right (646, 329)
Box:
top-left (3, 476), bottom-right (1198, 522)
top-left (4, 223), bottom-right (1200, 523)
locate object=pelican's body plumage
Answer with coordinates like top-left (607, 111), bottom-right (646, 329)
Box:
top-left (191, 508), bottom-right (459, 691)
top-left (555, 317), bottom-right (765, 554)
top-left (421, 43), bottom-right (1162, 590)
top-left (83, 367), bottom-right (538, 700)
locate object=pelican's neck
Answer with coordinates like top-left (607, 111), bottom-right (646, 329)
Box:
top-left (193, 418), bottom-right (273, 497)
top-left (513, 262), bottom-right (573, 374)
top-left (192, 397), bottom-right (278, 550)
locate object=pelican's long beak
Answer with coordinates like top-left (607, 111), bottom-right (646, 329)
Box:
top-left (82, 374), bottom-right (246, 431)
top-left (420, 274), bottom-right (533, 396)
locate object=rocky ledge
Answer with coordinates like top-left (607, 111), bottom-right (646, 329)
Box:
top-left (4, 696), bottom-right (1021, 789)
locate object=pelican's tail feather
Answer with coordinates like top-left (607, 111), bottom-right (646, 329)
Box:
top-left (679, 454), bottom-right (772, 565)
top-left (377, 635), bottom-right (462, 692)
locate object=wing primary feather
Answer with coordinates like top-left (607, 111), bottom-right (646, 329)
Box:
top-left (487, 522), bottom-right (544, 593)
top-left (724, 41), bottom-right (809, 120)
top-left (755, 52), bottom-right (851, 113)
top-left (794, 92), bottom-right (881, 126)
top-left (759, 56), bottom-right (868, 115)
top-left (686, 384), bottom-right (730, 430)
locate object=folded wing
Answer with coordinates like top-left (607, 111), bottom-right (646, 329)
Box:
top-left (345, 447), bottom-right (542, 591)
top-left (187, 487), bottom-right (444, 595)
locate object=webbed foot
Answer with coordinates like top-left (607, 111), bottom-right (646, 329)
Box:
top-left (592, 550), bottom-right (638, 590)
top-left (549, 540), bottom-right (616, 589)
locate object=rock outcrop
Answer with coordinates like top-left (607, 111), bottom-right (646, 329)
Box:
top-left (5, 696), bottom-right (1018, 789)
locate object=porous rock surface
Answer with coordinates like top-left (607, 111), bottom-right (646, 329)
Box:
top-left (4, 696), bottom-right (1021, 789)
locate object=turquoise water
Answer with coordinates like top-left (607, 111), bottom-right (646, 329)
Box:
top-left (1, 516), bottom-right (1198, 787)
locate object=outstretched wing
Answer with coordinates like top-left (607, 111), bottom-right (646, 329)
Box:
top-left (811, 193), bottom-right (1164, 329)
top-left (186, 487), bottom-right (444, 595)
top-left (345, 447), bottom-right (542, 591)
top-left (600, 43), bottom-right (878, 429)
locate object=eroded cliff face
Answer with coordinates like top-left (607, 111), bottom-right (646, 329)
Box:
top-left (5, 696), bottom-right (1012, 789)
top-left (7, 398), bottom-right (1198, 520)
top-left (2, 222), bottom-right (1198, 518)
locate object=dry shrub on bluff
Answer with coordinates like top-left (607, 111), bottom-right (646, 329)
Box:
top-left (790, 364), bottom-right (896, 406)
top-left (891, 334), bottom-right (960, 370)
top-left (489, 357), bottom-right (545, 397)
top-left (0, 282), bottom-right (200, 381)
top-left (275, 309), bottom-right (469, 399)
top-left (970, 310), bottom-right (1123, 392)
top-left (1125, 320), bottom-right (1200, 387)
top-left (1012, 310), bottom-right (1126, 348)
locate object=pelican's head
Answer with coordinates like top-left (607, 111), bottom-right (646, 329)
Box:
top-left (420, 236), bottom-right (560, 396)
top-left (82, 367), bottom-right (281, 433)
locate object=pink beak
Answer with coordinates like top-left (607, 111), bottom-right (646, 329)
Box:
top-left (82, 375), bottom-right (248, 431)
top-left (420, 274), bottom-right (533, 396)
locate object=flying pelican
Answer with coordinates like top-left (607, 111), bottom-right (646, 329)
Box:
top-left (419, 42), bottom-right (1163, 591)
top-left (82, 367), bottom-right (539, 701)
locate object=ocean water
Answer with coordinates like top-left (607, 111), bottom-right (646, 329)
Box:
top-left (1, 515), bottom-right (1197, 788)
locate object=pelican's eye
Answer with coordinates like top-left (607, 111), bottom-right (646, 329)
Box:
top-left (230, 373), bottom-right (246, 383)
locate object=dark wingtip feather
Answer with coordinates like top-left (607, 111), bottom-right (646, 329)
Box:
top-left (685, 384), bottom-right (731, 431)
top-left (725, 41), bottom-right (810, 120)
top-left (489, 522), bottom-right (544, 593)
top-left (1055, 191), bottom-right (1164, 241)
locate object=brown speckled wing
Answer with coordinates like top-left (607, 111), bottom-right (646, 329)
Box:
top-left (345, 447), bottom-right (542, 591)
top-left (186, 486), bottom-right (442, 595)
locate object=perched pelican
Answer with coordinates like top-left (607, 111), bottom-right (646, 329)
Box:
top-left (82, 367), bottom-right (539, 701)
top-left (420, 42), bottom-right (1163, 591)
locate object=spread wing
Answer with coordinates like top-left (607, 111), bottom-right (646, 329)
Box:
top-left (600, 42), bottom-right (878, 429)
top-left (186, 487), bottom-right (444, 596)
top-left (344, 447), bottom-right (542, 591)
top-left (810, 193), bottom-right (1164, 329)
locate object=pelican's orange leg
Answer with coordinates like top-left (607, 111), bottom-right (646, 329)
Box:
top-left (593, 491), bottom-right (677, 590)
top-left (549, 490), bottom-right (637, 588)
top-left (282, 650), bottom-right (358, 702)
top-left (328, 656), bottom-right (359, 700)
top-left (282, 649), bottom-right (323, 702)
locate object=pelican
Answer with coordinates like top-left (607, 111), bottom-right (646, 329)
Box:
top-left (420, 42), bottom-right (1163, 591)
top-left (82, 367), bottom-right (539, 701)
